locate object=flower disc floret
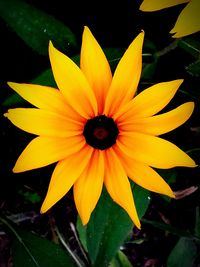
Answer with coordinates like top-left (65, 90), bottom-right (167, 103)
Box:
top-left (83, 115), bottom-right (119, 150)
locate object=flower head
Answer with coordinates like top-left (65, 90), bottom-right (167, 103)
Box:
top-left (139, 0), bottom-right (200, 38)
top-left (5, 26), bottom-right (196, 229)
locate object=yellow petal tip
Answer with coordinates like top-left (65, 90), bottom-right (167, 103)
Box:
top-left (12, 162), bottom-right (24, 173)
top-left (79, 214), bottom-right (90, 226)
top-left (170, 191), bottom-right (176, 199)
top-left (191, 163), bottom-right (198, 168)
top-left (176, 79), bottom-right (184, 85)
top-left (83, 25), bottom-right (90, 32)
top-left (40, 203), bottom-right (49, 214)
top-left (12, 163), bottom-right (24, 173)
top-left (40, 207), bottom-right (45, 214)
top-left (12, 167), bottom-right (18, 173)
top-left (141, 29), bottom-right (145, 34)
top-left (81, 221), bottom-right (88, 226)
top-left (3, 109), bottom-right (13, 120)
top-left (48, 40), bottom-right (54, 53)
top-left (7, 82), bottom-right (24, 94)
top-left (3, 112), bottom-right (8, 118)
top-left (82, 26), bottom-right (93, 41)
top-left (137, 30), bottom-right (145, 41)
top-left (130, 214), bottom-right (141, 230)
top-left (7, 81), bottom-right (16, 88)
top-left (135, 221), bottom-right (141, 230)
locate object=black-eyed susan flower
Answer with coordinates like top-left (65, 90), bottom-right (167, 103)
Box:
top-left (5, 26), bottom-right (196, 229)
top-left (139, 0), bottom-right (200, 38)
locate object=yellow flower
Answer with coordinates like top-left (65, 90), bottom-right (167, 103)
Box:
top-left (5, 26), bottom-right (196, 229)
top-left (139, 0), bottom-right (200, 38)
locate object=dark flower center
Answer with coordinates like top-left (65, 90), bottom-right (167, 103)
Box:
top-left (83, 115), bottom-right (119, 150)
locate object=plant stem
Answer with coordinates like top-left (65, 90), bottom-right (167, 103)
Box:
top-left (55, 226), bottom-right (85, 267)
top-left (70, 222), bottom-right (89, 265)
top-left (156, 39), bottom-right (179, 57)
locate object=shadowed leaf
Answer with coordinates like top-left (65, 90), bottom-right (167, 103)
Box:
top-left (167, 237), bottom-right (198, 267)
top-left (110, 250), bottom-right (133, 267)
top-left (78, 183), bottom-right (150, 267)
top-left (0, 216), bottom-right (78, 267)
top-left (0, 0), bottom-right (77, 56)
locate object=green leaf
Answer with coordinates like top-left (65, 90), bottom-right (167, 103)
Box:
top-left (142, 219), bottom-right (200, 241)
top-left (141, 38), bottom-right (157, 80)
top-left (167, 237), bottom-right (198, 267)
top-left (76, 216), bottom-right (87, 252)
top-left (2, 91), bottom-right (21, 107)
top-left (186, 59), bottom-right (200, 77)
top-left (82, 184), bottom-right (150, 267)
top-left (0, 0), bottom-right (77, 56)
top-left (110, 250), bottom-right (133, 267)
top-left (0, 216), bottom-right (78, 267)
top-left (104, 48), bottom-right (124, 71)
top-left (18, 189), bottom-right (41, 204)
top-left (178, 37), bottom-right (200, 58)
top-left (143, 38), bottom-right (157, 53)
top-left (31, 68), bottom-right (56, 86)
top-left (141, 58), bottom-right (158, 80)
top-left (3, 68), bottom-right (55, 107)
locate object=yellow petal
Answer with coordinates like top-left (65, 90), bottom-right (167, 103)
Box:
top-left (104, 148), bottom-right (141, 229)
top-left (7, 82), bottom-right (83, 122)
top-left (139, 0), bottom-right (189, 11)
top-left (114, 146), bottom-right (175, 198)
top-left (104, 31), bottom-right (144, 117)
top-left (13, 135), bottom-right (85, 173)
top-left (118, 102), bottom-right (194, 135)
top-left (4, 108), bottom-right (83, 137)
top-left (117, 133), bottom-right (196, 168)
top-left (80, 26), bottom-right (112, 114)
top-left (74, 150), bottom-right (104, 225)
top-left (170, 0), bottom-right (200, 38)
top-left (41, 145), bottom-right (93, 213)
top-left (49, 41), bottom-right (98, 118)
top-left (114, 79), bottom-right (183, 121)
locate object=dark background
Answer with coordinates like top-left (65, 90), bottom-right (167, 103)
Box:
top-left (0, 1), bottom-right (200, 266)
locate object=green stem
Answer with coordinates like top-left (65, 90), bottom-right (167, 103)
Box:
top-left (70, 222), bottom-right (89, 265)
top-left (186, 147), bottom-right (200, 154)
top-left (156, 39), bottom-right (179, 57)
top-left (55, 226), bottom-right (85, 267)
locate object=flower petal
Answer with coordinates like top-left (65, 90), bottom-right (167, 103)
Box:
top-left (74, 150), bottom-right (104, 225)
top-left (49, 41), bottom-right (98, 118)
top-left (119, 102), bottom-right (194, 135)
top-left (7, 82), bottom-right (83, 121)
top-left (104, 31), bottom-right (144, 117)
top-left (117, 133), bottom-right (196, 168)
top-left (80, 26), bottom-right (112, 114)
top-left (170, 0), bottom-right (200, 38)
top-left (139, 0), bottom-right (189, 11)
top-left (114, 146), bottom-right (175, 198)
top-left (13, 135), bottom-right (85, 173)
top-left (4, 108), bottom-right (83, 137)
top-left (114, 79), bottom-right (183, 121)
top-left (41, 145), bottom-right (93, 213)
top-left (104, 148), bottom-right (141, 229)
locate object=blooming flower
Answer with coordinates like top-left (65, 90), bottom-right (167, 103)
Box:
top-left (139, 0), bottom-right (200, 38)
top-left (5, 26), bottom-right (196, 229)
